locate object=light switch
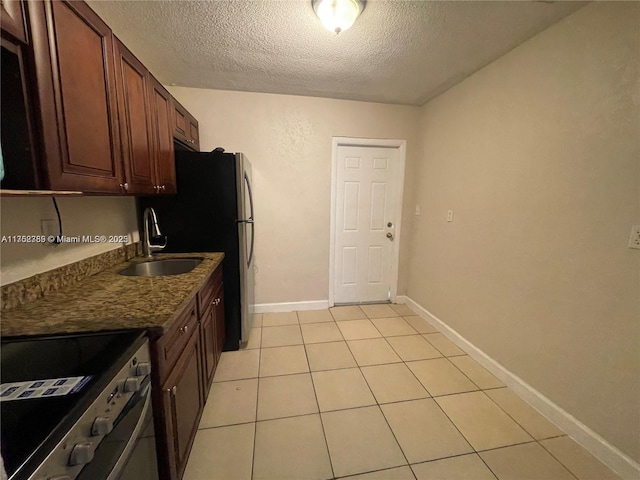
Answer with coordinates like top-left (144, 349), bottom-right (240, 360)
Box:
top-left (447, 210), bottom-right (454, 222)
top-left (415, 205), bottom-right (421, 216)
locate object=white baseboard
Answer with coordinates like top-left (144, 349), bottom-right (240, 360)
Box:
top-left (254, 300), bottom-right (329, 313)
top-left (396, 295), bottom-right (640, 480)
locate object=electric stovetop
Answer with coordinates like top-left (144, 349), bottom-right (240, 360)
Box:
top-left (0, 330), bottom-right (146, 479)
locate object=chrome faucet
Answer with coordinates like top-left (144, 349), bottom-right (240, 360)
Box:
top-left (142, 207), bottom-right (167, 258)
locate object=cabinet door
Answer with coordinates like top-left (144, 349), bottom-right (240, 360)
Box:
top-left (200, 304), bottom-right (216, 396)
top-left (113, 38), bottom-right (155, 195)
top-left (1, 0), bottom-right (27, 43)
top-left (173, 99), bottom-right (199, 151)
top-left (213, 281), bottom-right (225, 361)
top-left (188, 114), bottom-right (200, 151)
top-left (173, 100), bottom-right (188, 141)
top-left (161, 329), bottom-right (204, 480)
top-left (149, 76), bottom-right (176, 194)
top-left (29, 0), bottom-right (123, 192)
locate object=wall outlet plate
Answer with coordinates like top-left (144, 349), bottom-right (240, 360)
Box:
top-left (41, 219), bottom-right (57, 237)
top-left (629, 225), bottom-right (640, 249)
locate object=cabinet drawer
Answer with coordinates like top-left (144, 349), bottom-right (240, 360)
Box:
top-left (197, 265), bottom-right (223, 317)
top-left (154, 297), bottom-right (198, 382)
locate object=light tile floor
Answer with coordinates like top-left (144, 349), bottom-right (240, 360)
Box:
top-left (184, 305), bottom-right (622, 480)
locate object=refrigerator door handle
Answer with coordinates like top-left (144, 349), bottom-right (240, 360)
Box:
top-left (240, 171), bottom-right (255, 266)
top-left (244, 172), bottom-right (255, 222)
top-left (247, 221), bottom-right (255, 267)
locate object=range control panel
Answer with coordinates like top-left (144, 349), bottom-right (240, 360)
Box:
top-left (30, 341), bottom-right (152, 480)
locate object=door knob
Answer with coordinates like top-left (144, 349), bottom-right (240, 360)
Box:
top-left (386, 232), bottom-right (393, 240)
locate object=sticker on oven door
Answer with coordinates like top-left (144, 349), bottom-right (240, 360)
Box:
top-left (0, 376), bottom-right (93, 401)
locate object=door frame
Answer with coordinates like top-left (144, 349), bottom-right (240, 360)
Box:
top-left (329, 137), bottom-right (406, 307)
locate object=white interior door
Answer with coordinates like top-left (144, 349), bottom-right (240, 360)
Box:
top-left (334, 145), bottom-right (401, 304)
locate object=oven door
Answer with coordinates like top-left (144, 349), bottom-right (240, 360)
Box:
top-left (76, 376), bottom-right (158, 480)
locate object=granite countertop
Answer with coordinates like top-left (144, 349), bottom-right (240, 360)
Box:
top-left (0, 252), bottom-right (224, 338)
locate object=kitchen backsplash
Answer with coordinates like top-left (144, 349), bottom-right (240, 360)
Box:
top-left (1, 243), bottom-right (141, 311)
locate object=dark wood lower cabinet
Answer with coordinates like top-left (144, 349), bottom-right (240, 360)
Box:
top-left (213, 281), bottom-right (225, 363)
top-left (160, 329), bottom-right (204, 480)
top-left (200, 271), bottom-right (225, 396)
top-left (151, 263), bottom-right (226, 480)
top-left (200, 304), bottom-right (216, 399)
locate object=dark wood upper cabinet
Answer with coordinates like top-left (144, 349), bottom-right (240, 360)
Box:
top-left (1, 0), bottom-right (198, 196)
top-left (28, 0), bottom-right (123, 193)
top-left (149, 76), bottom-right (176, 194)
top-left (173, 101), bottom-right (188, 139)
top-left (173, 99), bottom-right (199, 151)
top-left (1, 0), bottom-right (27, 44)
top-left (188, 116), bottom-right (199, 151)
top-left (113, 38), bottom-right (155, 195)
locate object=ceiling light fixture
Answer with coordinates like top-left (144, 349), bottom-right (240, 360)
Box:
top-left (312, 0), bottom-right (365, 34)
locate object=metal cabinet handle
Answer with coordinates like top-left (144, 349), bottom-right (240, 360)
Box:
top-left (166, 385), bottom-right (177, 395)
top-left (179, 325), bottom-right (188, 334)
top-left (211, 298), bottom-right (220, 306)
top-left (119, 183), bottom-right (128, 192)
top-left (161, 185), bottom-right (166, 191)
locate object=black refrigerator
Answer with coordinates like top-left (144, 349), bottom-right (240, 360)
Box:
top-left (138, 147), bottom-right (255, 351)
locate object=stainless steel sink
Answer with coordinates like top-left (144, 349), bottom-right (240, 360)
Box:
top-left (118, 258), bottom-right (204, 277)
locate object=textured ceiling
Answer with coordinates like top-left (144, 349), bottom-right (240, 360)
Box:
top-left (88, 0), bottom-right (586, 106)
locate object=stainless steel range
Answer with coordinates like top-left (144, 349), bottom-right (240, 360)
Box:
top-left (0, 330), bottom-right (159, 480)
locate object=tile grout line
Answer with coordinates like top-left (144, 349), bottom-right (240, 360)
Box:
top-left (437, 351), bottom-right (582, 478)
top-left (248, 322), bottom-right (265, 480)
top-left (399, 313), bottom-right (577, 478)
top-left (211, 308), bottom-right (592, 479)
top-left (392, 322), bottom-right (517, 478)
top-left (488, 405), bottom-right (581, 480)
top-left (364, 310), bottom-right (511, 479)
top-left (341, 315), bottom-right (413, 472)
top-left (297, 310), bottom-right (337, 480)
top-left (329, 308), bottom-right (517, 475)
top-left (536, 437), bottom-right (596, 480)
top-left (329, 307), bottom-right (416, 474)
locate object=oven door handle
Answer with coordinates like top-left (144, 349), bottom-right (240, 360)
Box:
top-left (105, 381), bottom-right (152, 480)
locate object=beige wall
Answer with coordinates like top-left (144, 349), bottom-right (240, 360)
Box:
top-left (408, 2), bottom-right (639, 462)
top-left (167, 87), bottom-right (421, 305)
top-left (0, 197), bottom-right (139, 285)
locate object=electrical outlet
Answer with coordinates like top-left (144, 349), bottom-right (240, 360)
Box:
top-left (41, 219), bottom-right (57, 237)
top-left (629, 225), bottom-right (640, 249)
top-left (447, 210), bottom-right (454, 222)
